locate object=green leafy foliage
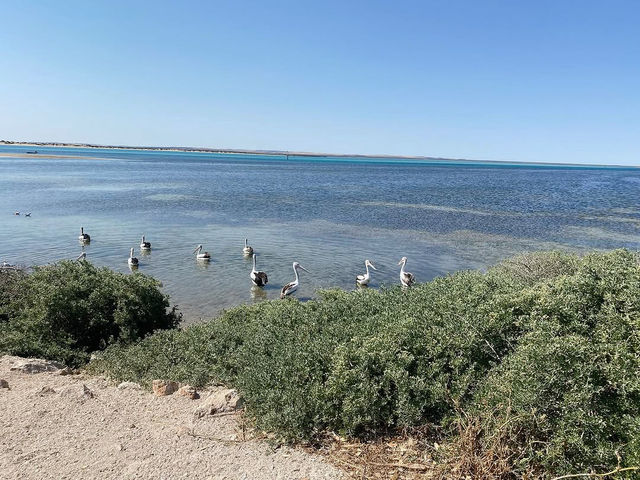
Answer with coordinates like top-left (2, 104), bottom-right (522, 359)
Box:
top-left (0, 260), bottom-right (180, 366)
top-left (89, 250), bottom-right (640, 476)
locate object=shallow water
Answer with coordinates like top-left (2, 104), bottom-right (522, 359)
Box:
top-left (1, 145), bottom-right (639, 322)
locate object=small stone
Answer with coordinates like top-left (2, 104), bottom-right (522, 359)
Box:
top-left (193, 388), bottom-right (244, 418)
top-left (117, 381), bottom-right (142, 391)
top-left (82, 385), bottom-right (94, 399)
top-left (36, 386), bottom-right (56, 396)
top-left (177, 385), bottom-right (199, 400)
top-left (152, 379), bottom-right (179, 396)
top-left (59, 384), bottom-right (94, 401)
top-left (0, 379), bottom-right (9, 389)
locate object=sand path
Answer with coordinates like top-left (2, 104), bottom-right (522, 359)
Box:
top-left (0, 356), bottom-right (341, 480)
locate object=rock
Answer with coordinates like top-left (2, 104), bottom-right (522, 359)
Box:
top-left (194, 388), bottom-right (244, 418)
top-left (59, 384), bottom-right (94, 401)
top-left (58, 367), bottom-right (72, 376)
top-left (177, 385), bottom-right (199, 400)
top-left (152, 379), bottom-right (179, 396)
top-left (117, 381), bottom-right (143, 391)
top-left (82, 384), bottom-right (94, 399)
top-left (0, 379), bottom-right (9, 389)
top-left (10, 358), bottom-right (65, 374)
top-left (36, 386), bottom-right (56, 396)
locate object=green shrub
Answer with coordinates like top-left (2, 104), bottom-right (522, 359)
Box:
top-left (474, 250), bottom-right (640, 476)
top-left (0, 267), bottom-right (26, 322)
top-left (89, 250), bottom-right (640, 477)
top-left (0, 260), bottom-right (180, 366)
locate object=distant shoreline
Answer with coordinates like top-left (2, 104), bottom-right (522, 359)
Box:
top-left (0, 140), bottom-right (636, 168)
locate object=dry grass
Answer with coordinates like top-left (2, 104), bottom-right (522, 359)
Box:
top-left (315, 410), bottom-right (543, 480)
top-left (308, 428), bottom-right (436, 479)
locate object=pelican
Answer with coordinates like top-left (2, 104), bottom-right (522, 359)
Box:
top-left (76, 252), bottom-right (86, 261)
top-left (140, 235), bottom-right (151, 250)
top-left (14, 212), bottom-right (19, 216)
top-left (128, 247), bottom-right (139, 267)
top-left (250, 253), bottom-right (268, 287)
top-left (398, 257), bottom-right (415, 287)
top-left (24, 213), bottom-right (31, 217)
top-left (193, 244), bottom-right (211, 261)
top-left (280, 262), bottom-right (310, 299)
top-left (243, 239), bottom-right (254, 256)
top-left (78, 227), bottom-right (90, 243)
top-left (356, 259), bottom-right (377, 286)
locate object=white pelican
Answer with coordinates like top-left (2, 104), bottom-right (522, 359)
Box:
top-left (128, 248), bottom-right (139, 267)
top-left (193, 244), bottom-right (211, 261)
top-left (76, 252), bottom-right (86, 261)
top-left (78, 227), bottom-right (91, 243)
top-left (356, 259), bottom-right (377, 286)
top-left (243, 239), bottom-right (254, 256)
top-left (280, 262), bottom-right (309, 299)
top-left (398, 257), bottom-right (415, 287)
top-left (14, 212), bottom-right (19, 216)
top-left (140, 235), bottom-right (151, 250)
top-left (250, 253), bottom-right (268, 287)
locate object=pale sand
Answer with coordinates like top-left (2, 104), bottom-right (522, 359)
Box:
top-left (0, 356), bottom-right (342, 480)
top-left (0, 153), bottom-right (109, 160)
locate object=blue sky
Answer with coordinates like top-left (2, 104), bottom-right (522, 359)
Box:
top-left (1, 1), bottom-right (638, 165)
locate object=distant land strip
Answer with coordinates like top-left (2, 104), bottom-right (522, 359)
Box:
top-left (1, 140), bottom-right (636, 168)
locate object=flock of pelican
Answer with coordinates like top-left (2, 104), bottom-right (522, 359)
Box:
top-left (47, 226), bottom-right (418, 299)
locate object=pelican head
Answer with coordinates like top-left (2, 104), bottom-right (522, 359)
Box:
top-left (193, 244), bottom-right (203, 253)
top-left (398, 256), bottom-right (408, 266)
top-left (130, 247), bottom-right (135, 257)
top-left (293, 262), bottom-right (310, 273)
top-left (365, 259), bottom-right (377, 270)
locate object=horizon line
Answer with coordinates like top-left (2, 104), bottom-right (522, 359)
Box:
top-left (1, 139), bottom-right (637, 168)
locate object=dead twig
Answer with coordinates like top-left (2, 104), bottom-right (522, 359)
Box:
top-left (550, 466), bottom-right (639, 480)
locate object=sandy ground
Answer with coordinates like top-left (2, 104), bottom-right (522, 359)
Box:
top-left (0, 356), bottom-right (342, 480)
top-left (0, 152), bottom-right (110, 160)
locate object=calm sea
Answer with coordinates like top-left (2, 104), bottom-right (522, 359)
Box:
top-left (1, 145), bottom-right (639, 322)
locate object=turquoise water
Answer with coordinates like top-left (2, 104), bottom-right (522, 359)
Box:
top-left (1, 145), bottom-right (639, 322)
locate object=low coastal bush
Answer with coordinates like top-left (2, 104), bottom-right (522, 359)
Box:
top-left (89, 250), bottom-right (640, 477)
top-left (0, 267), bottom-right (26, 322)
top-left (0, 260), bottom-right (180, 366)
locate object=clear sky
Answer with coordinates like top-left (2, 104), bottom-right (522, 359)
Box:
top-left (1, 1), bottom-right (638, 165)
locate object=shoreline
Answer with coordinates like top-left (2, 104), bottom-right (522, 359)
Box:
top-left (1, 140), bottom-right (636, 168)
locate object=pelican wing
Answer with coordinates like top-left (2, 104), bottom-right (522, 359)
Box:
top-left (280, 281), bottom-right (296, 298)
top-left (256, 271), bottom-right (268, 286)
top-left (356, 274), bottom-right (365, 282)
top-left (402, 271), bottom-right (415, 286)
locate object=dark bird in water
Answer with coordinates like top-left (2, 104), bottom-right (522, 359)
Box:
top-left (243, 238), bottom-right (254, 256)
top-left (128, 247), bottom-right (139, 268)
top-left (280, 262), bottom-right (310, 298)
top-left (398, 256), bottom-right (415, 287)
top-left (140, 235), bottom-right (151, 250)
top-left (250, 253), bottom-right (268, 287)
top-left (193, 244), bottom-right (211, 261)
top-left (24, 212), bottom-right (31, 217)
top-left (78, 227), bottom-right (91, 243)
